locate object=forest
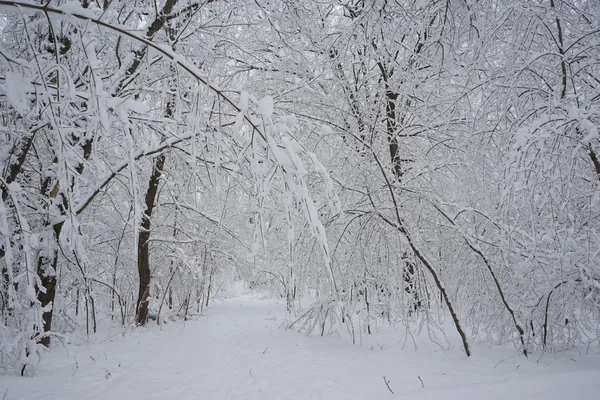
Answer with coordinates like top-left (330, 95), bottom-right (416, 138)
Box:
top-left (0, 0), bottom-right (599, 387)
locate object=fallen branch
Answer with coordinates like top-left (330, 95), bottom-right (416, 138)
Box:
top-left (383, 375), bottom-right (394, 394)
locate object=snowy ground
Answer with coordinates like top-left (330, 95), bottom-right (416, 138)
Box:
top-left (2, 293), bottom-right (600, 399)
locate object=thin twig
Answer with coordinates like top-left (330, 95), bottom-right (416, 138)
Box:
top-left (383, 375), bottom-right (394, 394)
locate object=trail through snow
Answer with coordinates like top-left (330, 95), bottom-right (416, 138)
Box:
top-left (2, 293), bottom-right (599, 399)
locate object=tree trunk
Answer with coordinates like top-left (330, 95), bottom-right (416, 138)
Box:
top-left (384, 90), bottom-right (403, 181)
top-left (37, 219), bottom-right (62, 347)
top-left (135, 154), bottom-right (166, 325)
top-left (37, 259), bottom-right (57, 347)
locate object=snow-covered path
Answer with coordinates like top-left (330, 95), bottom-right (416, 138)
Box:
top-left (2, 294), bottom-right (600, 399)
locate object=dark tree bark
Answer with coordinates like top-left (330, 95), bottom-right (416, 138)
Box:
top-left (36, 229), bottom-right (59, 347)
top-left (383, 88), bottom-right (403, 181)
top-left (132, 0), bottom-right (183, 326)
top-left (37, 173), bottom-right (68, 346)
top-left (135, 154), bottom-right (166, 325)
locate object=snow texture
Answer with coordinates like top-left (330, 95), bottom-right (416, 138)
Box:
top-left (1, 290), bottom-right (599, 399)
top-left (256, 96), bottom-right (274, 119)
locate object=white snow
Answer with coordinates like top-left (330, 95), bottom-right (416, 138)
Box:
top-left (581, 119), bottom-right (599, 143)
top-left (256, 96), bottom-right (274, 119)
top-left (1, 292), bottom-right (599, 399)
top-left (57, 1), bottom-right (101, 19)
top-left (320, 125), bottom-right (333, 135)
top-left (3, 72), bottom-right (30, 115)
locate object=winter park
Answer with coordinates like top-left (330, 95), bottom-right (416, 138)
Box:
top-left (1, 0), bottom-right (600, 398)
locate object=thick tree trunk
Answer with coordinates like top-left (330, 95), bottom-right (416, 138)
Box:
top-left (36, 192), bottom-right (65, 346)
top-left (385, 91), bottom-right (403, 181)
top-left (135, 154), bottom-right (166, 325)
top-left (378, 62), bottom-right (423, 312)
top-left (132, 0), bottom-right (181, 324)
top-left (37, 256), bottom-right (57, 347)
